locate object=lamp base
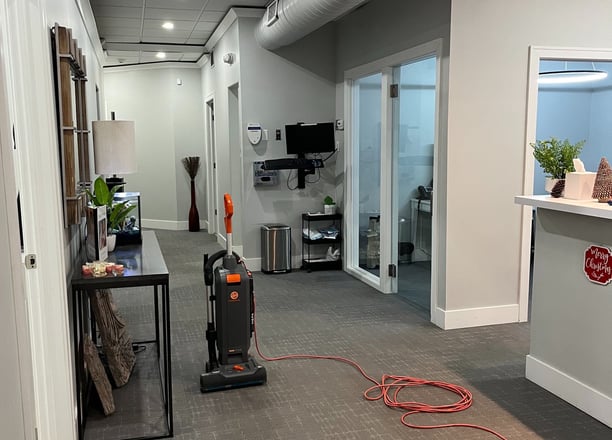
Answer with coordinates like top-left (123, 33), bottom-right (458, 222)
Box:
top-left (106, 175), bottom-right (125, 192)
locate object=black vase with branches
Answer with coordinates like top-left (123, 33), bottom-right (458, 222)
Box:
top-left (182, 156), bottom-right (201, 232)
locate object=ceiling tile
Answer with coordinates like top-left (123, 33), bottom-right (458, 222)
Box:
top-left (96, 17), bottom-right (141, 28)
top-left (145, 0), bottom-right (207, 10)
top-left (205, 0), bottom-right (267, 12)
top-left (144, 8), bottom-right (202, 21)
top-left (99, 27), bottom-right (142, 38)
top-left (142, 28), bottom-right (192, 39)
top-left (199, 11), bottom-right (225, 22)
top-left (194, 21), bottom-right (217, 32)
top-left (91, 5), bottom-right (142, 19)
top-left (143, 19), bottom-right (196, 31)
top-left (141, 35), bottom-right (192, 45)
top-left (91, 0), bottom-right (144, 7)
top-left (186, 37), bottom-right (208, 45)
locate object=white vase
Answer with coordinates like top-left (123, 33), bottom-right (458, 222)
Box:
top-left (324, 204), bottom-right (336, 215)
top-left (544, 177), bottom-right (559, 193)
top-left (107, 234), bottom-right (116, 252)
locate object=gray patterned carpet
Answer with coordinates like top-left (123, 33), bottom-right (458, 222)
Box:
top-left (84, 229), bottom-right (611, 439)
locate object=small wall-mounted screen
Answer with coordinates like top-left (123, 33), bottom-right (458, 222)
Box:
top-left (285, 122), bottom-right (335, 154)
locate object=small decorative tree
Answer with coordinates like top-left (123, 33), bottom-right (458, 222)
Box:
top-left (531, 137), bottom-right (585, 179)
top-left (182, 156), bottom-right (201, 232)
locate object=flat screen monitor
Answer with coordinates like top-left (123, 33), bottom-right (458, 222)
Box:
top-left (285, 122), bottom-right (335, 154)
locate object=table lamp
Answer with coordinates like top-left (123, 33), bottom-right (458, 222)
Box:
top-left (93, 118), bottom-right (137, 190)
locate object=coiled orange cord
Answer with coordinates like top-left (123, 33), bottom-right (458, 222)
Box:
top-left (252, 295), bottom-right (507, 439)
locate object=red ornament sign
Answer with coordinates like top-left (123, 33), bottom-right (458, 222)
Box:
top-left (584, 245), bottom-right (612, 285)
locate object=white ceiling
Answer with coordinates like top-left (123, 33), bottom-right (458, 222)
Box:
top-left (90, 0), bottom-right (270, 66)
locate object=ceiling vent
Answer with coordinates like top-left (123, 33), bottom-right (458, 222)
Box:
top-left (255, 0), bottom-right (367, 50)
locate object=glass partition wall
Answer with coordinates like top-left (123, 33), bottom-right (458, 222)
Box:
top-left (345, 42), bottom-right (439, 315)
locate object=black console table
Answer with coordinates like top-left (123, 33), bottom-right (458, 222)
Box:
top-left (71, 230), bottom-right (172, 440)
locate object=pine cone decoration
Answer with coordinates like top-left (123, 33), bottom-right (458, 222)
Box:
top-left (551, 179), bottom-right (565, 198)
top-left (592, 157), bottom-right (612, 202)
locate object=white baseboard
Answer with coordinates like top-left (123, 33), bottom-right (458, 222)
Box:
top-left (526, 355), bottom-right (612, 428)
top-left (432, 303), bottom-right (519, 330)
top-left (243, 257), bottom-right (261, 272)
top-left (141, 219), bottom-right (208, 231)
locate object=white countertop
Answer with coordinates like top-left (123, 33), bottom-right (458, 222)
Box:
top-left (515, 195), bottom-right (612, 220)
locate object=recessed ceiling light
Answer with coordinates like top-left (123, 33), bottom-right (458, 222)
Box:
top-left (162, 22), bottom-right (174, 30)
top-left (156, 52), bottom-right (166, 59)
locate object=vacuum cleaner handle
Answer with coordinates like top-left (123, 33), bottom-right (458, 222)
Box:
top-left (224, 193), bottom-right (233, 234)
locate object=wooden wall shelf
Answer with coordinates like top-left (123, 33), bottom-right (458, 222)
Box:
top-left (51, 23), bottom-right (90, 227)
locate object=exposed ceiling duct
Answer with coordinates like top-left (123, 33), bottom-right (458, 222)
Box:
top-left (255, 0), bottom-right (368, 50)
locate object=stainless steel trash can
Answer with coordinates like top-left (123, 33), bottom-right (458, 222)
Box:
top-left (261, 224), bottom-right (291, 273)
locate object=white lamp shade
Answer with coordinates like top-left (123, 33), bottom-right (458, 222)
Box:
top-left (93, 120), bottom-right (137, 175)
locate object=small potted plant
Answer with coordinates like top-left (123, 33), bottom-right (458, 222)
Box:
top-left (531, 137), bottom-right (585, 196)
top-left (323, 195), bottom-right (336, 215)
top-left (86, 176), bottom-right (136, 251)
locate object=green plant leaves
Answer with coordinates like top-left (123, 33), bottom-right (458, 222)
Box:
top-left (86, 176), bottom-right (132, 231)
top-left (531, 137), bottom-right (585, 179)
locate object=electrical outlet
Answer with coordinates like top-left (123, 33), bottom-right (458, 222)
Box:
top-left (275, 129), bottom-right (281, 140)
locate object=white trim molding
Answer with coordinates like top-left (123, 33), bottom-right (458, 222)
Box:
top-left (526, 355), bottom-right (612, 428)
top-left (433, 303), bottom-right (519, 330)
top-left (141, 219), bottom-right (208, 231)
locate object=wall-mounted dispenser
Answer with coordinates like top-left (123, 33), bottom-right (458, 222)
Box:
top-left (253, 161), bottom-right (279, 186)
top-left (247, 123), bottom-right (262, 145)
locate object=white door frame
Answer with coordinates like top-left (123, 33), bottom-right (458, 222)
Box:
top-left (205, 96), bottom-right (219, 236)
top-left (0, 15), bottom-right (36, 438)
top-left (519, 45), bottom-right (612, 321)
top-left (344, 39), bottom-right (442, 298)
top-left (2, 0), bottom-right (76, 437)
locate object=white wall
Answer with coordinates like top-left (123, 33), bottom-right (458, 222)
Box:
top-left (104, 66), bottom-right (206, 229)
top-left (446, 0), bottom-right (612, 327)
top-left (1, 0), bottom-right (105, 438)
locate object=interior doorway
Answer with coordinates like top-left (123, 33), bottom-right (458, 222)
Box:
top-left (394, 57), bottom-right (436, 314)
top-left (520, 47), bottom-right (612, 321)
top-left (344, 40), bottom-right (441, 318)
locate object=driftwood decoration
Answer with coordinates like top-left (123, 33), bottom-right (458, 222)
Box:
top-left (83, 337), bottom-right (115, 416)
top-left (89, 289), bottom-right (135, 387)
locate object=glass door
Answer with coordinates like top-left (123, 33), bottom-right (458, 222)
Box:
top-left (356, 72), bottom-right (382, 276)
top-left (345, 42), bottom-right (439, 307)
top-left (395, 56), bottom-right (436, 313)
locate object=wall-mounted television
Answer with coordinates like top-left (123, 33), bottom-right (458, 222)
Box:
top-left (285, 122), bottom-right (335, 155)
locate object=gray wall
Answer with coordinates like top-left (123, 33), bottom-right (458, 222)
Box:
top-left (201, 13), bottom-right (338, 264)
top-left (104, 67), bottom-right (206, 228)
top-left (332, 0), bottom-right (451, 310)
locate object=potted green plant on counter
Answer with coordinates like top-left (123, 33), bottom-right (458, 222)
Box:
top-left (531, 137), bottom-right (585, 197)
top-left (86, 176), bottom-right (136, 251)
top-left (323, 195), bottom-right (336, 215)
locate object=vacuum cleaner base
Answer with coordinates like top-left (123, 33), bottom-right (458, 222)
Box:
top-left (200, 358), bottom-right (267, 393)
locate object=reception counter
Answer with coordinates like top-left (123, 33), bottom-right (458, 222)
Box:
top-left (515, 195), bottom-right (612, 428)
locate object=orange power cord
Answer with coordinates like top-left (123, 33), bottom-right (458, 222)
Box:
top-left (252, 295), bottom-right (507, 439)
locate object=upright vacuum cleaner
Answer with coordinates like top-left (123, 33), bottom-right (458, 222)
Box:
top-left (200, 193), bottom-right (267, 392)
